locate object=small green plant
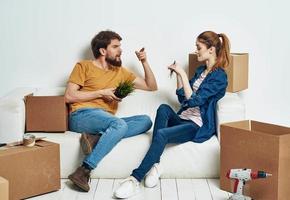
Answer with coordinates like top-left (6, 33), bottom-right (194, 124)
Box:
top-left (114, 80), bottom-right (135, 99)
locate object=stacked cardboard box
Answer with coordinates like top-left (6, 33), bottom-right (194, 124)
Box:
top-left (0, 140), bottom-right (60, 200)
top-left (188, 53), bottom-right (248, 92)
top-left (220, 120), bottom-right (290, 200)
top-left (25, 95), bottom-right (68, 132)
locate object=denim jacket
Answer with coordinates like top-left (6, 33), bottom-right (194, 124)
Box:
top-left (176, 65), bottom-right (228, 143)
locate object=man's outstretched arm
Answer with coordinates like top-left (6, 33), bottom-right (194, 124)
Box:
top-left (133, 48), bottom-right (158, 91)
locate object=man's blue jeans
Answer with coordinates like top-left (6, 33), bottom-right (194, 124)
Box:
top-left (131, 104), bottom-right (200, 182)
top-left (69, 108), bottom-right (153, 169)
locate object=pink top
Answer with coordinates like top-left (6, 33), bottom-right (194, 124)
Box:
top-left (179, 71), bottom-right (207, 127)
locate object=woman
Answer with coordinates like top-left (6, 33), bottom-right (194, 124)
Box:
top-left (114, 31), bottom-right (230, 199)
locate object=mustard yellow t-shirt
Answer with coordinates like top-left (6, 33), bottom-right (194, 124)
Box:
top-left (68, 60), bottom-right (136, 114)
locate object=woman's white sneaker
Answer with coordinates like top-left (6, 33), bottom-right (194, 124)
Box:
top-left (114, 176), bottom-right (140, 199)
top-left (144, 163), bottom-right (162, 188)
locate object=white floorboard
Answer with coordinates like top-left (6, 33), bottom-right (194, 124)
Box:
top-left (207, 179), bottom-right (230, 200)
top-left (93, 179), bottom-right (114, 200)
top-left (143, 180), bottom-right (161, 200)
top-left (192, 179), bottom-right (212, 200)
top-left (26, 178), bottom-right (230, 200)
top-left (76, 179), bottom-right (99, 200)
top-left (160, 179), bottom-right (178, 200)
top-left (176, 179), bottom-right (195, 200)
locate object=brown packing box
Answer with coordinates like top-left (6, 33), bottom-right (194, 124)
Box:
top-left (220, 120), bottom-right (290, 200)
top-left (0, 140), bottom-right (60, 200)
top-left (188, 53), bottom-right (248, 92)
top-left (0, 176), bottom-right (8, 200)
top-left (25, 95), bottom-right (68, 132)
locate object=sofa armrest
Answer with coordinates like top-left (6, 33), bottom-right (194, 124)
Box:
top-left (216, 93), bottom-right (246, 141)
top-left (0, 87), bottom-right (36, 143)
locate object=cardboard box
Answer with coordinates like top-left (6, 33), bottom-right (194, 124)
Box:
top-left (220, 120), bottom-right (290, 200)
top-left (0, 140), bottom-right (60, 200)
top-left (188, 53), bottom-right (248, 92)
top-left (25, 95), bottom-right (68, 132)
top-left (0, 177), bottom-right (8, 200)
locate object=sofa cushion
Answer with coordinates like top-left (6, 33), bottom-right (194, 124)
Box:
top-left (33, 131), bottom-right (220, 178)
top-left (216, 92), bottom-right (246, 140)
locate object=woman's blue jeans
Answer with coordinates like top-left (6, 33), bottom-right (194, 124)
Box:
top-left (131, 104), bottom-right (200, 182)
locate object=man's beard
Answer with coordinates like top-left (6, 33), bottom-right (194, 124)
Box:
top-left (105, 56), bottom-right (122, 67)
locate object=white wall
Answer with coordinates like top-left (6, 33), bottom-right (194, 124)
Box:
top-left (1, 0), bottom-right (289, 127)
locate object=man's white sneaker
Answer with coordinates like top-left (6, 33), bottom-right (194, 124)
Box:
top-left (114, 176), bottom-right (140, 199)
top-left (144, 163), bottom-right (162, 188)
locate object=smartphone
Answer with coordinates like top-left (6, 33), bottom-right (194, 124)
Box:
top-left (170, 60), bottom-right (176, 77)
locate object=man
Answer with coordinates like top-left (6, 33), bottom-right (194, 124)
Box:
top-left (65, 30), bottom-right (158, 192)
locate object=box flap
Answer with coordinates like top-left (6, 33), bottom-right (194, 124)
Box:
top-left (251, 120), bottom-right (290, 136)
top-left (35, 140), bottom-right (58, 147)
top-left (0, 140), bottom-right (56, 156)
top-left (0, 176), bottom-right (8, 183)
top-left (221, 120), bottom-right (290, 137)
top-left (221, 120), bottom-right (251, 130)
top-left (23, 93), bottom-right (34, 103)
top-left (0, 146), bottom-right (38, 156)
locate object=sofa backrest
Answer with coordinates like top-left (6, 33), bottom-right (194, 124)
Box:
top-left (0, 86), bottom-right (245, 143)
top-left (33, 87), bottom-right (180, 120)
top-left (33, 87), bottom-right (245, 137)
top-left (116, 89), bottom-right (180, 120)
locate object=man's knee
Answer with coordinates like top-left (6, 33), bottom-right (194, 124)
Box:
top-left (140, 115), bottom-right (153, 131)
top-left (110, 118), bottom-right (128, 134)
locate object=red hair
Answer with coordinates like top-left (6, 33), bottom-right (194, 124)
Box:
top-left (197, 31), bottom-right (231, 70)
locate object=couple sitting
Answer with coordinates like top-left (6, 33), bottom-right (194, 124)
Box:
top-left (65, 30), bottom-right (230, 199)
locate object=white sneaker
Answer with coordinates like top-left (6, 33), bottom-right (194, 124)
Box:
top-left (144, 163), bottom-right (162, 188)
top-left (114, 176), bottom-right (140, 199)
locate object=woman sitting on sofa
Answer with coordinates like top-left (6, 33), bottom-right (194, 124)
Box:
top-left (114, 31), bottom-right (231, 199)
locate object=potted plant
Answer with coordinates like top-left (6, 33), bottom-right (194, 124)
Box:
top-left (114, 80), bottom-right (135, 99)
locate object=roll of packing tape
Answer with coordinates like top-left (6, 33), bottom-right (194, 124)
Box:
top-left (23, 134), bottom-right (36, 147)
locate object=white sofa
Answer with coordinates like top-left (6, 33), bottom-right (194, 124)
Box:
top-left (0, 87), bottom-right (245, 179)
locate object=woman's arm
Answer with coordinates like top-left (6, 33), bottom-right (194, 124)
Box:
top-left (178, 71), bottom-right (193, 99)
top-left (181, 70), bottom-right (227, 108)
top-left (168, 62), bottom-right (193, 100)
top-left (176, 74), bottom-right (183, 89)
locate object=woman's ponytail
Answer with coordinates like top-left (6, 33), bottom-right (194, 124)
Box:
top-left (215, 33), bottom-right (230, 69)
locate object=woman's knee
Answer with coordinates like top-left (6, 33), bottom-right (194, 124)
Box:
top-left (157, 104), bottom-right (172, 114)
top-left (154, 129), bottom-right (168, 143)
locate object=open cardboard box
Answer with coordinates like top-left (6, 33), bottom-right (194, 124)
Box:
top-left (220, 120), bottom-right (290, 200)
top-left (0, 140), bottom-right (60, 200)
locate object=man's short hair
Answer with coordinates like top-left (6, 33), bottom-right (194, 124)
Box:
top-left (91, 30), bottom-right (122, 59)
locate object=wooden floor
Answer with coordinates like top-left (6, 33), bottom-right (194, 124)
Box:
top-left (28, 179), bottom-right (232, 200)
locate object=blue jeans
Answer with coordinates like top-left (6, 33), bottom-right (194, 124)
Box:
top-left (131, 104), bottom-right (200, 182)
top-left (69, 108), bottom-right (152, 169)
